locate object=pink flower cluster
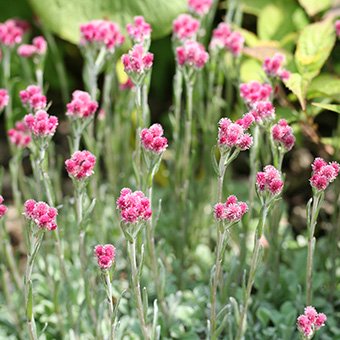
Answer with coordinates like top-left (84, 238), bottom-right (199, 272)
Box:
top-left (210, 23), bottom-right (244, 56)
top-left (80, 20), bottom-right (124, 51)
top-left (249, 101), bottom-right (275, 123)
top-left (172, 14), bottom-right (200, 41)
top-left (239, 81), bottom-right (272, 105)
top-left (218, 116), bottom-right (253, 150)
top-left (0, 195), bottom-right (8, 218)
top-left (336, 20), bottom-right (340, 37)
top-left (116, 188), bottom-right (152, 224)
top-left (0, 89), bottom-right (9, 111)
top-left (214, 195), bottom-right (248, 222)
top-left (188, 0), bottom-right (213, 16)
top-left (17, 36), bottom-right (47, 58)
top-left (271, 119), bottom-right (295, 151)
top-left (122, 44), bottom-right (154, 76)
top-left (94, 244), bottom-right (116, 269)
top-left (66, 90), bottom-right (98, 119)
top-left (8, 120), bottom-right (31, 148)
top-left (310, 157), bottom-right (340, 191)
top-left (176, 40), bottom-right (209, 69)
top-left (297, 306), bottom-right (327, 338)
top-left (256, 165), bottom-right (284, 195)
top-left (24, 199), bottom-right (58, 231)
top-left (140, 123), bottom-right (168, 154)
top-left (24, 110), bottom-right (58, 137)
top-left (65, 150), bottom-right (96, 180)
top-left (20, 85), bottom-right (47, 111)
top-left (127, 16), bottom-right (152, 44)
top-left (263, 53), bottom-right (290, 81)
top-left (0, 19), bottom-right (28, 46)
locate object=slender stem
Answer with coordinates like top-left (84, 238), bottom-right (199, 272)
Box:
top-left (35, 68), bottom-right (43, 89)
top-left (134, 85), bottom-right (143, 188)
top-left (249, 126), bottom-right (260, 217)
top-left (173, 67), bottom-right (183, 144)
top-left (104, 271), bottom-right (115, 340)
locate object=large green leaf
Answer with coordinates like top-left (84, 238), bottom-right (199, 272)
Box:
top-left (307, 74), bottom-right (340, 100)
top-left (298, 0), bottom-right (330, 17)
top-left (28, 0), bottom-right (187, 43)
top-left (295, 19), bottom-right (335, 81)
top-left (284, 73), bottom-right (308, 110)
top-left (312, 102), bottom-right (340, 114)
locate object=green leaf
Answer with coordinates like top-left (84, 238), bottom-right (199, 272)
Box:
top-left (298, 0), bottom-right (330, 17)
top-left (312, 102), bottom-right (340, 114)
top-left (307, 74), bottom-right (340, 100)
top-left (28, 0), bottom-right (187, 43)
top-left (295, 19), bottom-right (336, 81)
top-left (240, 58), bottom-right (265, 83)
top-left (283, 73), bottom-right (308, 110)
top-left (242, 0), bottom-right (272, 16)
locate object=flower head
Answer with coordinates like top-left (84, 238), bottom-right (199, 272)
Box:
top-left (8, 120), bottom-right (31, 148)
top-left (172, 14), bottom-right (200, 42)
top-left (297, 306), bottom-right (327, 338)
top-left (239, 81), bottom-right (272, 105)
top-left (214, 195), bottom-right (248, 223)
top-left (66, 90), bottom-right (98, 119)
top-left (0, 89), bottom-right (9, 111)
top-left (94, 244), bottom-right (116, 269)
top-left (24, 199), bottom-right (58, 231)
top-left (140, 123), bottom-right (168, 154)
top-left (0, 195), bottom-right (8, 218)
top-left (17, 35), bottom-right (47, 58)
top-left (0, 19), bottom-right (28, 46)
top-left (176, 40), bottom-right (209, 69)
top-left (336, 20), bottom-right (340, 38)
top-left (116, 188), bottom-right (152, 224)
top-left (24, 110), bottom-right (58, 137)
top-left (256, 165), bottom-right (283, 195)
top-left (19, 85), bottom-right (47, 111)
top-left (249, 101), bottom-right (275, 123)
top-left (188, 0), bottom-right (213, 16)
top-left (126, 16), bottom-right (152, 44)
top-left (263, 53), bottom-right (290, 81)
top-left (271, 119), bottom-right (295, 151)
top-left (310, 157), bottom-right (339, 191)
top-left (65, 150), bottom-right (96, 180)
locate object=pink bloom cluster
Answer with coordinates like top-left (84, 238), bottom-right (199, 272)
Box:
top-left (17, 36), bottom-right (47, 58)
top-left (24, 110), bottom-right (58, 137)
top-left (122, 44), bottom-right (154, 76)
top-left (239, 81), bottom-right (272, 105)
top-left (127, 16), bottom-right (152, 44)
top-left (66, 90), bottom-right (98, 119)
top-left (0, 195), bottom-right (8, 218)
top-left (256, 165), bottom-right (284, 195)
top-left (263, 53), bottom-right (290, 81)
top-left (65, 150), bottom-right (96, 180)
top-left (0, 89), bottom-right (9, 111)
top-left (172, 14), bottom-right (200, 41)
top-left (116, 188), bottom-right (152, 224)
top-left (210, 23), bottom-right (244, 56)
top-left (94, 244), bottom-right (116, 269)
top-left (271, 119), bottom-right (295, 151)
top-left (176, 40), bottom-right (209, 69)
top-left (20, 85), bottom-right (47, 110)
top-left (188, 0), bottom-right (213, 16)
top-left (297, 306), bottom-right (327, 338)
top-left (336, 20), bottom-right (340, 37)
top-left (8, 120), bottom-right (31, 148)
top-left (140, 123), bottom-right (168, 154)
top-left (80, 20), bottom-right (124, 51)
top-left (214, 195), bottom-right (248, 222)
top-left (218, 115), bottom-right (253, 150)
top-left (24, 199), bottom-right (58, 231)
top-left (310, 157), bottom-right (340, 191)
top-left (249, 101), bottom-right (275, 123)
top-left (0, 19), bottom-right (28, 46)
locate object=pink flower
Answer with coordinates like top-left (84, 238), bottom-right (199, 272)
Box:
top-left (263, 53), bottom-right (290, 81)
top-left (65, 150), bottom-right (96, 180)
top-left (140, 123), bottom-right (168, 154)
top-left (0, 195), bottom-right (8, 218)
top-left (119, 78), bottom-right (134, 91)
top-left (188, 0), bottom-right (213, 16)
top-left (8, 120), bottom-right (31, 148)
top-left (235, 112), bottom-right (255, 130)
top-left (218, 116), bottom-right (253, 150)
top-left (239, 81), bottom-right (273, 105)
top-left (17, 35), bottom-right (47, 58)
top-left (66, 90), bottom-right (98, 118)
top-left (94, 244), bottom-right (116, 269)
top-left (0, 89), bottom-right (9, 111)
top-left (176, 40), bottom-right (209, 69)
top-left (256, 165), bottom-right (283, 195)
top-left (17, 44), bottom-right (36, 57)
top-left (297, 306), bottom-right (327, 338)
top-left (336, 20), bottom-right (340, 37)
top-left (80, 20), bottom-right (124, 51)
top-left (272, 119), bottom-right (295, 151)
top-left (172, 14), bottom-right (200, 41)
top-left (122, 44), bottom-right (154, 76)
top-left (116, 188), bottom-right (152, 224)
top-left (24, 199), bottom-right (58, 231)
top-left (214, 195), bottom-right (248, 223)
top-left (315, 313), bottom-right (327, 329)
top-left (297, 315), bottom-right (313, 337)
top-left (225, 31), bottom-right (244, 56)
top-left (310, 157), bottom-right (339, 191)
top-left (126, 16), bottom-right (152, 44)
top-left (304, 306), bottom-right (318, 323)
top-left (19, 85), bottom-right (47, 111)
top-left (33, 36), bottom-right (47, 54)
top-left (249, 101), bottom-right (275, 123)
top-left (0, 19), bottom-right (28, 46)
top-left (24, 110), bottom-right (58, 137)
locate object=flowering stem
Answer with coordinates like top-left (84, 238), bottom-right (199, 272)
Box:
top-left (249, 125), bottom-right (260, 216)
top-left (35, 68), bottom-right (43, 89)
top-left (134, 84), bottom-right (143, 188)
top-left (173, 66), bottom-right (183, 144)
top-left (103, 270), bottom-right (115, 340)
top-left (2, 47), bottom-right (12, 129)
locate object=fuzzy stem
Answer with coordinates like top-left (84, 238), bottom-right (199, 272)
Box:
top-left (104, 271), bottom-right (115, 340)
